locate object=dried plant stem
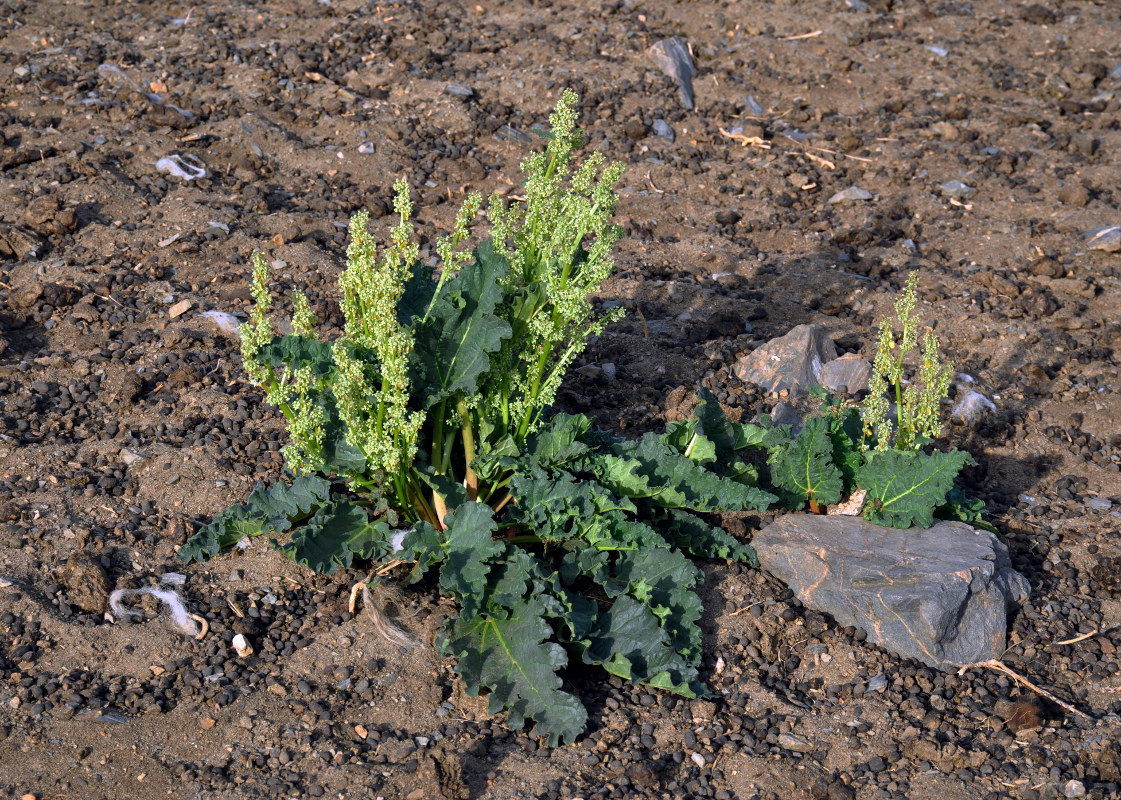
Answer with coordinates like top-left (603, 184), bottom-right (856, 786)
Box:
top-left (958, 659), bottom-right (1088, 720)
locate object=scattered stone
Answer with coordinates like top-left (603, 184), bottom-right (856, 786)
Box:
top-left (778, 732), bottom-right (814, 753)
top-left (495, 125), bottom-right (532, 144)
top-left (1057, 182), bottom-right (1089, 207)
top-left (1084, 225), bottom-right (1121, 253)
top-left (0, 224), bottom-right (44, 260)
top-left (828, 186), bottom-right (873, 204)
top-left (652, 119), bottom-right (675, 142)
top-left (232, 633), bottom-right (253, 657)
top-left (59, 551), bottom-right (111, 614)
top-left (199, 717), bottom-right (216, 730)
top-left (767, 401), bottom-right (802, 429)
top-left (1087, 497), bottom-right (1113, 512)
top-left (744, 95), bottom-right (766, 116)
top-left (818, 352), bottom-right (872, 395)
top-left (734, 324), bottom-right (838, 397)
top-left (715, 209), bottom-right (741, 225)
top-left (647, 37), bottom-right (696, 110)
top-left (168, 299), bottom-right (193, 318)
top-left (70, 301), bottom-right (99, 323)
top-left (1063, 780), bottom-right (1086, 798)
top-left (444, 82), bottom-right (474, 99)
top-left (753, 514), bottom-right (1031, 669)
top-left (623, 118), bottom-right (646, 140)
top-left (939, 180), bottom-right (976, 200)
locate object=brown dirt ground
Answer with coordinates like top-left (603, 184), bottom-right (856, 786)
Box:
top-left (1, 1), bottom-right (1120, 799)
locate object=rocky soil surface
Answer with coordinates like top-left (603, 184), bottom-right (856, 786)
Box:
top-left (1, 0), bottom-right (1120, 799)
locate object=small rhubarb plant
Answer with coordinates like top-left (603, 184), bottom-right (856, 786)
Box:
top-left (178, 95), bottom-right (990, 745)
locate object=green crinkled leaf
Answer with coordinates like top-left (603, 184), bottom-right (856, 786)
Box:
top-left (274, 499), bottom-right (389, 574)
top-left (507, 467), bottom-right (636, 544)
top-left (178, 476), bottom-right (332, 564)
top-left (768, 415), bottom-right (844, 508)
top-left (610, 547), bottom-right (705, 663)
top-left (257, 335), bottom-right (337, 379)
top-left (662, 388), bottom-right (766, 467)
top-left (322, 416), bottom-right (368, 474)
top-left (438, 502), bottom-right (504, 618)
top-left (661, 509), bottom-right (757, 566)
top-left (526, 413), bottom-right (593, 467)
top-left (582, 594), bottom-right (701, 697)
top-left (858, 448), bottom-right (975, 528)
top-left (936, 486), bottom-right (998, 534)
top-left (827, 405), bottom-right (865, 495)
top-left (411, 241), bottom-right (512, 409)
top-left (439, 596), bottom-right (588, 747)
top-left (596, 434), bottom-right (776, 512)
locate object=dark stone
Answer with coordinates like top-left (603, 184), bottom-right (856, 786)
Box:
top-left (60, 551), bottom-right (111, 614)
top-left (715, 209), bottom-right (741, 226)
top-left (754, 514), bottom-right (1031, 670)
top-left (623, 118), bottom-right (647, 140)
top-left (647, 37), bottom-right (696, 110)
top-left (733, 324), bottom-right (838, 396)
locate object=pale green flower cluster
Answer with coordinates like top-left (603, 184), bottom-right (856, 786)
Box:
top-left (861, 272), bottom-right (953, 451)
top-left (239, 252), bottom-right (326, 474)
top-left (240, 251), bottom-right (274, 385)
top-left (334, 181), bottom-right (425, 475)
top-left (485, 88), bottom-right (626, 433)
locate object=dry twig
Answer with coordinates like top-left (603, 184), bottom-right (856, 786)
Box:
top-left (958, 659), bottom-right (1088, 720)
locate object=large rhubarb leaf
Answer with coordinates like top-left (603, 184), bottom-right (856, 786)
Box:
top-left (439, 595), bottom-right (588, 747)
top-left (662, 387), bottom-right (766, 467)
top-left (858, 448), bottom-right (975, 528)
top-left (582, 594), bottom-right (701, 697)
top-left (595, 434), bottom-right (775, 512)
top-left (178, 475), bottom-right (331, 563)
top-left (411, 240), bottom-right (512, 409)
top-left (273, 498), bottom-right (390, 574)
top-left (768, 415), bottom-right (844, 509)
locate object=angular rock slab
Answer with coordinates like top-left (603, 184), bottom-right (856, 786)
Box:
top-left (734, 324), bottom-right (837, 396)
top-left (818, 352), bottom-right (872, 395)
top-left (754, 514), bottom-right (1030, 670)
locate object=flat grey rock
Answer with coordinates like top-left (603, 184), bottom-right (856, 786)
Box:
top-left (754, 514), bottom-right (1030, 670)
top-left (828, 186), bottom-right (873, 204)
top-left (733, 324), bottom-right (837, 397)
top-left (818, 352), bottom-right (872, 395)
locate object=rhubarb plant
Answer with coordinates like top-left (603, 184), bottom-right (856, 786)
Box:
top-left (178, 94), bottom-right (990, 745)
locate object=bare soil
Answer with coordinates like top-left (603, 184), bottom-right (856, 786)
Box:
top-left (1, 1), bottom-right (1120, 799)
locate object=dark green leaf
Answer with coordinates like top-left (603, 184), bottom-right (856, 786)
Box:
top-left (935, 486), bottom-right (998, 534)
top-left (178, 476), bottom-right (331, 564)
top-left (610, 547), bottom-right (704, 662)
top-left (257, 335), bottom-right (337, 379)
top-left (411, 242), bottom-right (512, 409)
top-left (768, 415), bottom-right (844, 508)
top-left (858, 448), bottom-right (975, 528)
top-left (827, 405), bottom-right (865, 494)
top-left (582, 595), bottom-right (701, 697)
top-left (440, 596), bottom-right (587, 747)
top-left (438, 502), bottom-right (504, 618)
top-left (661, 509), bottom-right (757, 565)
top-left (596, 434), bottom-right (776, 512)
top-left (274, 499), bottom-right (389, 574)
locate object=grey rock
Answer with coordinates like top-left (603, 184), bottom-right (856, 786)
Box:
top-left (652, 119), bottom-right (675, 142)
top-left (777, 732), bottom-right (814, 753)
top-left (1084, 225), bottom-right (1121, 253)
top-left (495, 125), bottom-right (532, 144)
top-left (818, 352), bottom-right (872, 395)
top-left (1064, 780), bottom-right (1086, 798)
top-left (733, 324), bottom-right (838, 397)
top-left (939, 180), bottom-right (976, 200)
top-left (1087, 497), bottom-right (1113, 512)
top-left (754, 514), bottom-right (1031, 670)
top-left (744, 95), bottom-right (766, 117)
top-left (647, 37), bottom-right (696, 110)
top-left (828, 186), bottom-right (873, 204)
top-left (444, 82), bottom-right (474, 99)
top-left (767, 401), bottom-right (802, 430)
